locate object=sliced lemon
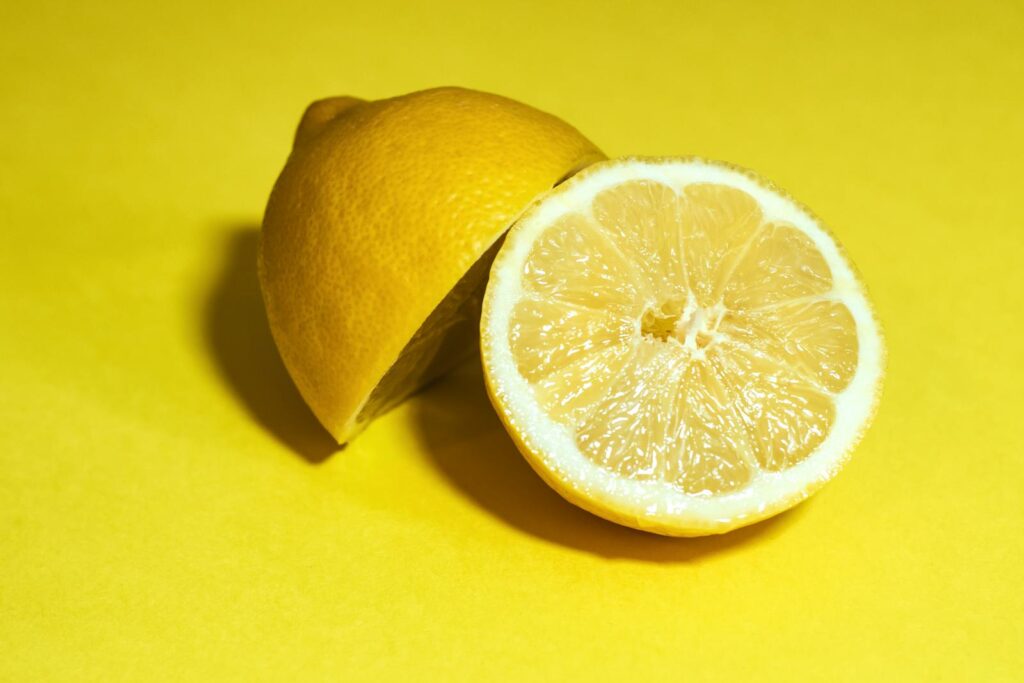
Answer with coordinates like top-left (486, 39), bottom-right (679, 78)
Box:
top-left (481, 158), bottom-right (884, 536)
top-left (259, 88), bottom-right (603, 444)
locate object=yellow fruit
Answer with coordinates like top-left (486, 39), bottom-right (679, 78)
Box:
top-left (481, 158), bottom-right (885, 536)
top-left (259, 87), bottom-right (604, 444)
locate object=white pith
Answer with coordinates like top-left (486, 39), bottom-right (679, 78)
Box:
top-left (482, 158), bottom-right (884, 533)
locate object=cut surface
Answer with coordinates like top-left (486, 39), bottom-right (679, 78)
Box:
top-left (482, 158), bottom-right (884, 535)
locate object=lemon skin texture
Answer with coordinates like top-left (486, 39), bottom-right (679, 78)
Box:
top-left (259, 87), bottom-right (605, 444)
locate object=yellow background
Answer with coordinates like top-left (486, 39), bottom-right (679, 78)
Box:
top-left (3, 0), bottom-right (1022, 679)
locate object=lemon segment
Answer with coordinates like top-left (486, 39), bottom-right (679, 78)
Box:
top-left (482, 158), bottom-right (884, 535)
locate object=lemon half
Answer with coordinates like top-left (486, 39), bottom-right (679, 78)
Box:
top-left (259, 88), bottom-right (604, 444)
top-left (481, 158), bottom-right (884, 535)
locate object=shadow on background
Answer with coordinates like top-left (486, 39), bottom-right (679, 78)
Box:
top-left (203, 224), bottom-right (802, 558)
top-left (412, 362), bottom-right (805, 563)
top-left (204, 225), bottom-right (338, 463)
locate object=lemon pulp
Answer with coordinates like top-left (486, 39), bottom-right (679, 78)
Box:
top-left (504, 170), bottom-right (867, 499)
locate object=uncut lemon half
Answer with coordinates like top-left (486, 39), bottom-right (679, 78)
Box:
top-left (481, 158), bottom-right (884, 536)
top-left (259, 87), bottom-right (603, 444)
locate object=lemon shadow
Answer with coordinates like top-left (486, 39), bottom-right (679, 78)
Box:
top-left (203, 225), bottom-right (338, 463)
top-left (411, 361), bottom-right (807, 562)
top-left (202, 223), bottom-right (805, 556)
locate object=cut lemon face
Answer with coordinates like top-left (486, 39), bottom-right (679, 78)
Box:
top-left (481, 158), bottom-right (884, 536)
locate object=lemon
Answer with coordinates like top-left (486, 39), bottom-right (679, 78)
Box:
top-left (481, 158), bottom-right (884, 536)
top-left (259, 87), bottom-right (604, 444)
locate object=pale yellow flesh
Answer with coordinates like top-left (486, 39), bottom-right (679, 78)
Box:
top-left (508, 180), bottom-right (859, 497)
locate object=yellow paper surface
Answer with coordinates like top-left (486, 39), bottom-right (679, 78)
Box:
top-left (2, 1), bottom-right (1022, 679)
